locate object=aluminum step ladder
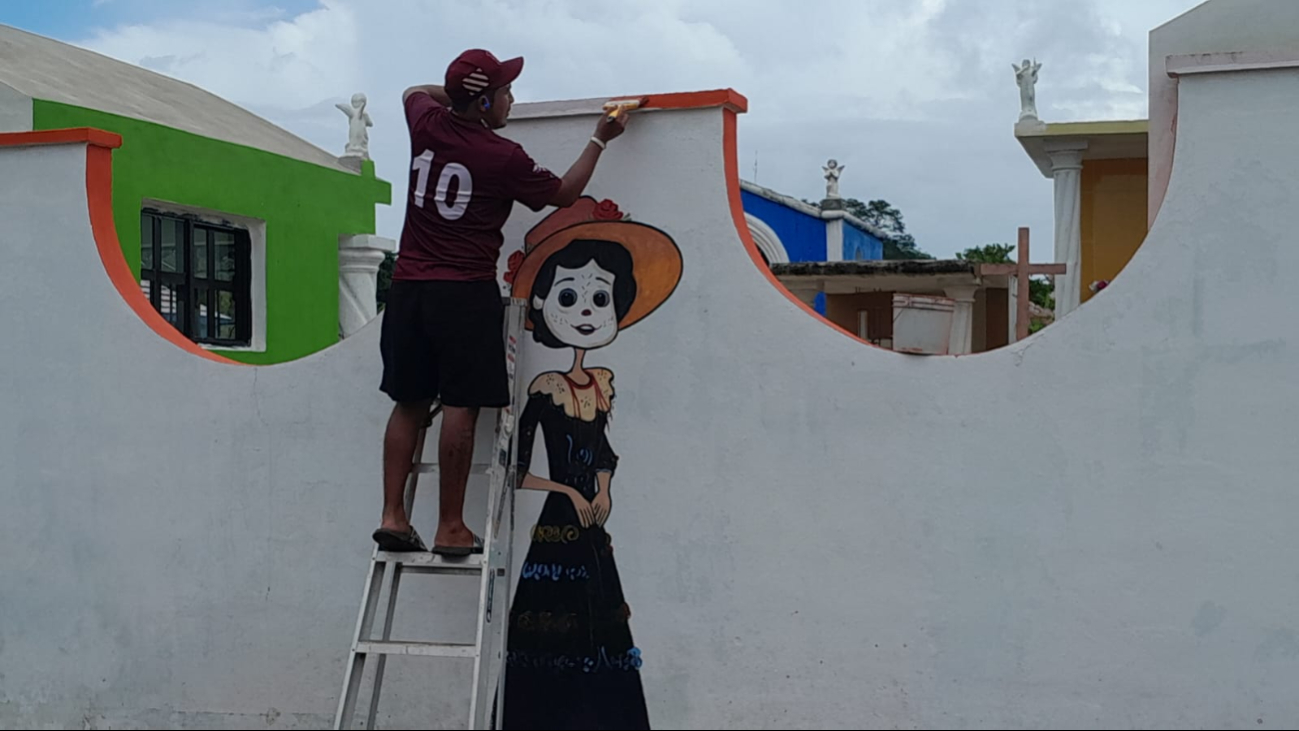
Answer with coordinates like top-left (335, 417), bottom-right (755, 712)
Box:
top-left (334, 299), bottom-right (526, 730)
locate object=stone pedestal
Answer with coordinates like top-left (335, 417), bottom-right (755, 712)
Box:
top-left (339, 154), bottom-right (365, 173)
top-left (339, 234), bottom-right (396, 338)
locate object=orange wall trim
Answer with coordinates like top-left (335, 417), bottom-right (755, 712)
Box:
top-left (615, 89), bottom-right (749, 115)
top-left (0, 127), bottom-right (123, 150)
top-left (30, 127), bottom-right (242, 364)
top-left (722, 109), bottom-right (873, 348)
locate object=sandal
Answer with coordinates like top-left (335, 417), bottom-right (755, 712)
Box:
top-left (432, 533), bottom-right (484, 557)
top-left (372, 526), bottom-right (428, 553)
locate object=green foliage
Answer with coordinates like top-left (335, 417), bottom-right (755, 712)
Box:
top-left (1029, 277), bottom-right (1055, 312)
top-left (843, 198), bottom-right (933, 260)
top-left (956, 243), bottom-right (1056, 312)
top-left (955, 243), bottom-right (1015, 264)
top-left (804, 196), bottom-right (933, 260)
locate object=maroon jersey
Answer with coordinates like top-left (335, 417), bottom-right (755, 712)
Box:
top-left (394, 93), bottom-right (562, 282)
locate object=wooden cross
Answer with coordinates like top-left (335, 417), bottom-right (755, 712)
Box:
top-left (974, 227), bottom-right (1066, 341)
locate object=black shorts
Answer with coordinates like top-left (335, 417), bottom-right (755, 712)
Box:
top-left (379, 280), bottom-right (509, 408)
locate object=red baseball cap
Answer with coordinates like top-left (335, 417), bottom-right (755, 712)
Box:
top-left (445, 49), bottom-right (524, 104)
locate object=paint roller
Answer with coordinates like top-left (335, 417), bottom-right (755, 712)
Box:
top-left (603, 97), bottom-right (650, 123)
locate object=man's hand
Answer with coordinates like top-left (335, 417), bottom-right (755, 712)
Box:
top-left (594, 111), bottom-right (630, 144)
top-left (549, 106), bottom-right (635, 207)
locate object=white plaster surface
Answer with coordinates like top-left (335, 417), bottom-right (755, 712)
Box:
top-left (1148, 0), bottom-right (1299, 227)
top-left (0, 144), bottom-right (479, 729)
top-left (5, 64), bottom-right (1299, 730)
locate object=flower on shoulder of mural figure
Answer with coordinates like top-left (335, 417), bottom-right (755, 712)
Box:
top-left (500, 194), bottom-right (681, 731)
top-left (1090, 279), bottom-right (1110, 293)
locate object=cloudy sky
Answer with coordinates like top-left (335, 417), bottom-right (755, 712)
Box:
top-left (4, 0), bottom-right (1203, 259)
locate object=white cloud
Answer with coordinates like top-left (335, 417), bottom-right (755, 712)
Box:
top-left (81, 1), bottom-right (360, 109)
top-left (74, 0), bottom-right (1202, 258)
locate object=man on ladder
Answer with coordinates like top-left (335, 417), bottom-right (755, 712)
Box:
top-left (373, 48), bottom-right (631, 555)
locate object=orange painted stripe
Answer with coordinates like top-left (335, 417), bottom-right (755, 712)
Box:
top-left (613, 89), bottom-right (748, 115)
top-left (83, 138), bottom-right (239, 364)
top-left (722, 109), bottom-right (874, 348)
top-left (0, 127), bottom-right (123, 150)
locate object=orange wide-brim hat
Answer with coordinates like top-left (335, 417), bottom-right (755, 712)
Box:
top-left (508, 200), bottom-right (683, 331)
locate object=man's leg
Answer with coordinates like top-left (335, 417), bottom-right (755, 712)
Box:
top-left (428, 280), bottom-right (509, 553)
top-left (380, 399), bottom-right (435, 532)
top-left (433, 405), bottom-right (480, 550)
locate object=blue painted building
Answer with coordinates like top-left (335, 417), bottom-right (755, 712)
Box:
top-left (741, 179), bottom-right (885, 313)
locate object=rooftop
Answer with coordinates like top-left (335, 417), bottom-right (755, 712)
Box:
top-left (1014, 118), bottom-right (1150, 177)
top-left (741, 179), bottom-right (890, 240)
top-left (770, 259), bottom-right (1053, 295)
top-left (773, 260), bottom-right (979, 277)
top-left (0, 24), bottom-right (353, 173)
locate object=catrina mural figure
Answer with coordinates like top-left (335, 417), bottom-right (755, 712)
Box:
top-left (500, 196), bottom-right (682, 730)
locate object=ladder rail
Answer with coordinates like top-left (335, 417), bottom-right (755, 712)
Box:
top-left (469, 302), bottom-right (525, 729)
top-left (494, 308), bottom-right (526, 730)
top-left (468, 413), bottom-right (511, 728)
top-left (365, 563), bottom-right (403, 730)
top-left (335, 299), bottom-right (526, 731)
top-left (333, 555), bottom-right (386, 729)
top-left (364, 414), bottom-right (435, 728)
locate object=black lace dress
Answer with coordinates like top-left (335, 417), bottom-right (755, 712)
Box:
top-left (501, 375), bottom-right (650, 730)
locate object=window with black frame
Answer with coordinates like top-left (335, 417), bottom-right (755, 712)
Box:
top-left (139, 210), bottom-right (252, 347)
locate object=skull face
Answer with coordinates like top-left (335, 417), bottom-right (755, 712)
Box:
top-left (534, 260), bottom-right (619, 349)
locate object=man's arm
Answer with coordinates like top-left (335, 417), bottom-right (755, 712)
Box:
top-left (402, 85), bottom-right (452, 108)
top-left (548, 113), bottom-right (631, 208)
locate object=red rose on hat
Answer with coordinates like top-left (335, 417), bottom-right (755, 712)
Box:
top-left (593, 199), bottom-right (625, 221)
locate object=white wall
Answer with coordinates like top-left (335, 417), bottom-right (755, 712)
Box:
top-left (490, 76), bottom-right (1299, 728)
top-left (1148, 0), bottom-right (1299, 226)
top-left (0, 143), bottom-right (489, 729)
top-left (5, 61), bottom-right (1299, 729)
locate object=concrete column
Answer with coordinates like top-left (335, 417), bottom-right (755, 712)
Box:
top-left (824, 214), bottom-right (845, 262)
top-left (339, 234), bottom-right (396, 338)
top-left (1047, 141), bottom-right (1086, 318)
top-left (815, 205), bottom-right (846, 264)
top-left (945, 286), bottom-right (978, 355)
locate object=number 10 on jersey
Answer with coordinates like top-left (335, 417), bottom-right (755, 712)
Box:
top-left (412, 149), bottom-right (472, 221)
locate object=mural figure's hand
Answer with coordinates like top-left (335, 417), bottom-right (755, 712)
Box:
top-left (569, 492), bottom-right (596, 528)
top-left (592, 490), bottom-right (612, 526)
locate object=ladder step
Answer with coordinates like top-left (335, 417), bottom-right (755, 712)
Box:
top-left (375, 551), bottom-right (486, 575)
top-left (412, 463), bottom-right (491, 475)
top-left (355, 641), bottom-right (479, 659)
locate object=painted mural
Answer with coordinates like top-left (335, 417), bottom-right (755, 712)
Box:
top-left (500, 196), bottom-right (682, 729)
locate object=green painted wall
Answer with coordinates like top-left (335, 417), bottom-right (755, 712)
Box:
top-left (33, 100), bottom-right (391, 364)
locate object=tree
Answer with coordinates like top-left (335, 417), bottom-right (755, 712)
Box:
top-left (845, 198), bottom-right (932, 260)
top-left (955, 243), bottom-right (1015, 264)
top-left (956, 244), bottom-right (1055, 313)
top-left (806, 197), bottom-right (933, 260)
